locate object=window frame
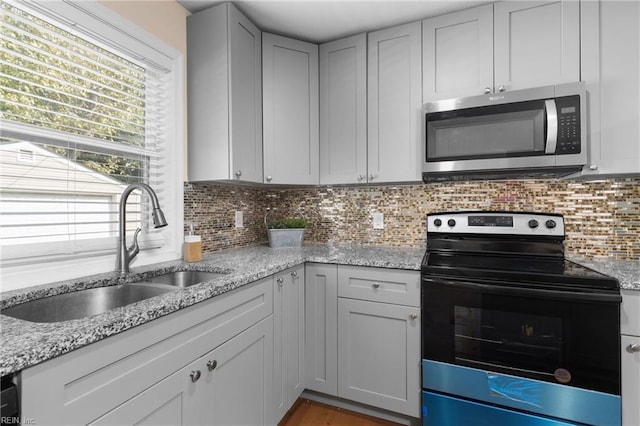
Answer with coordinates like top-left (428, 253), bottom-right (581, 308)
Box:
top-left (0, 0), bottom-right (184, 291)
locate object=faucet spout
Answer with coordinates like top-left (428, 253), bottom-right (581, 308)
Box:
top-left (117, 183), bottom-right (168, 275)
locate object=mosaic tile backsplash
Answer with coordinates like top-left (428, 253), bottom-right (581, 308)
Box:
top-left (184, 178), bottom-right (640, 260)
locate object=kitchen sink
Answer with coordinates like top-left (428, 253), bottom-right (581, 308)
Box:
top-left (146, 270), bottom-right (227, 288)
top-left (1, 283), bottom-right (175, 323)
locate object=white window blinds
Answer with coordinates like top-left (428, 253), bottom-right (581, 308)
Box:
top-left (0, 0), bottom-right (171, 261)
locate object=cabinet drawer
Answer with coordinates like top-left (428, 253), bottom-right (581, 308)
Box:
top-left (337, 265), bottom-right (419, 307)
top-left (21, 278), bottom-right (273, 426)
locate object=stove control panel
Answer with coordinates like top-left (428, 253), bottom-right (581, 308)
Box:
top-left (428, 212), bottom-right (565, 236)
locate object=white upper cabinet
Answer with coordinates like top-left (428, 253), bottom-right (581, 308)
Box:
top-left (581, 0), bottom-right (640, 175)
top-left (368, 22), bottom-right (423, 183)
top-left (423, 1), bottom-right (579, 100)
top-left (319, 34), bottom-right (367, 185)
top-left (187, 3), bottom-right (262, 183)
top-left (422, 4), bottom-right (494, 101)
top-left (494, 1), bottom-right (580, 91)
top-left (263, 33), bottom-right (319, 185)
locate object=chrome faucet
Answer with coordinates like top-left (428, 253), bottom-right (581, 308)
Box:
top-left (117, 183), bottom-right (168, 275)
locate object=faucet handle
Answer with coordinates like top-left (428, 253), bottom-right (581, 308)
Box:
top-left (128, 227), bottom-right (141, 259)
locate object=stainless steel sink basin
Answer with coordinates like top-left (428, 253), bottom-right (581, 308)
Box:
top-left (147, 270), bottom-right (226, 288)
top-left (1, 283), bottom-right (175, 323)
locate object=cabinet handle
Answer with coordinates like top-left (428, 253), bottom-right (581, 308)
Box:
top-left (409, 313), bottom-right (418, 320)
top-left (277, 277), bottom-right (284, 287)
top-left (628, 344), bottom-right (640, 353)
top-left (372, 283), bottom-right (380, 289)
top-left (357, 174), bottom-right (365, 181)
top-left (291, 271), bottom-right (298, 278)
top-left (190, 370), bottom-right (201, 382)
top-left (589, 164), bottom-right (598, 171)
top-left (207, 360), bottom-right (218, 371)
top-left (235, 170), bottom-right (242, 178)
top-left (368, 174), bottom-right (375, 181)
top-left (498, 85), bottom-right (507, 92)
top-left (484, 87), bottom-right (492, 94)
top-left (266, 175), bottom-right (272, 182)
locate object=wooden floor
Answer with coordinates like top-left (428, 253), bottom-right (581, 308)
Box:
top-left (279, 399), bottom-right (402, 426)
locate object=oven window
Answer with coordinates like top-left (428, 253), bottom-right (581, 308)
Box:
top-left (421, 278), bottom-right (621, 395)
top-left (454, 306), bottom-right (563, 381)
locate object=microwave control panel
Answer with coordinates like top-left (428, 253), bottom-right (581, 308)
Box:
top-left (556, 95), bottom-right (581, 154)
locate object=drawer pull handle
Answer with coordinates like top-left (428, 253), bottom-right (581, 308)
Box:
top-left (277, 277), bottom-right (284, 287)
top-left (207, 360), bottom-right (218, 371)
top-left (291, 271), bottom-right (298, 278)
top-left (628, 344), bottom-right (640, 353)
top-left (190, 370), bottom-right (201, 382)
top-left (372, 283), bottom-right (380, 289)
top-left (409, 313), bottom-right (418, 320)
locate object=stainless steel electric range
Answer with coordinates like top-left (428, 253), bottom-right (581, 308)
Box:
top-left (421, 211), bottom-right (622, 426)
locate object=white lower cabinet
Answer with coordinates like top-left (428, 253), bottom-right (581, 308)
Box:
top-left (305, 263), bottom-right (421, 419)
top-left (90, 364), bottom-right (199, 425)
top-left (337, 298), bottom-right (420, 418)
top-left (20, 278), bottom-right (274, 426)
top-left (273, 265), bottom-right (305, 422)
top-left (203, 316), bottom-right (274, 426)
top-left (305, 263), bottom-right (338, 395)
top-left (91, 317), bottom-right (273, 426)
top-left (621, 290), bottom-right (640, 426)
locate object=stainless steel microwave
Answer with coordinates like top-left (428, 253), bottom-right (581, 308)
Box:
top-left (422, 82), bottom-right (587, 182)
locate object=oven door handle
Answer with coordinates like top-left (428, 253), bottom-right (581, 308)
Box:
top-left (423, 277), bottom-right (622, 303)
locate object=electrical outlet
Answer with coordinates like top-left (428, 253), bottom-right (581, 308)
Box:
top-left (372, 212), bottom-right (384, 229)
top-left (235, 210), bottom-right (243, 228)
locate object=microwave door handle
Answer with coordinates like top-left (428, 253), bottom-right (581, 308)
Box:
top-left (544, 99), bottom-right (558, 154)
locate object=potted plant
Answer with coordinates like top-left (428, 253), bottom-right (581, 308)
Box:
top-left (265, 213), bottom-right (307, 248)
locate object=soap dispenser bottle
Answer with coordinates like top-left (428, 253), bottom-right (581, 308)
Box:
top-left (183, 223), bottom-right (202, 263)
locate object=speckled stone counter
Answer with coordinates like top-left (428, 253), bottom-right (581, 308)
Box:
top-left (567, 255), bottom-right (640, 291)
top-left (0, 244), bottom-right (424, 377)
top-left (1, 244), bottom-right (636, 377)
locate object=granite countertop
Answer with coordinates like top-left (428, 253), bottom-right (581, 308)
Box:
top-left (566, 255), bottom-right (640, 292)
top-left (1, 243), bottom-right (637, 377)
top-left (0, 244), bottom-right (424, 377)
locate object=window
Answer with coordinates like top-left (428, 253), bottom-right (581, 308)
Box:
top-left (0, 0), bottom-right (182, 289)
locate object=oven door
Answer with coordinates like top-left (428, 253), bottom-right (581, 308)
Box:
top-left (421, 276), bottom-right (622, 426)
top-left (421, 276), bottom-right (621, 395)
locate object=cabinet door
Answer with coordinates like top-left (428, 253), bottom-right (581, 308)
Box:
top-left (494, 1), bottom-right (579, 91)
top-left (320, 34), bottom-right (367, 185)
top-left (367, 21), bottom-right (422, 183)
top-left (287, 266), bottom-right (305, 403)
top-left (89, 361), bottom-right (200, 426)
top-left (263, 33), bottom-right (319, 185)
top-left (305, 263), bottom-right (338, 396)
top-left (422, 4), bottom-right (493, 101)
top-left (187, 4), bottom-right (262, 183)
top-left (582, 0), bottom-right (640, 176)
top-left (202, 316), bottom-right (274, 426)
top-left (274, 266), bottom-right (305, 422)
top-left (622, 335), bottom-right (640, 426)
top-left (228, 4), bottom-right (262, 183)
top-left (337, 298), bottom-right (420, 417)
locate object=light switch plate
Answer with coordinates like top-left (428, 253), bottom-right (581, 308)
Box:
top-left (235, 210), bottom-right (243, 228)
top-left (372, 212), bottom-right (384, 229)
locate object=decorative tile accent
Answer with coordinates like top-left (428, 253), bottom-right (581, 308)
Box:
top-left (184, 178), bottom-right (640, 260)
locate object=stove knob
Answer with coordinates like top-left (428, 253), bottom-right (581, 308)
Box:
top-left (546, 220), bottom-right (557, 229)
top-left (433, 218), bottom-right (442, 227)
top-left (528, 219), bottom-right (539, 229)
top-left (447, 219), bottom-right (456, 227)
